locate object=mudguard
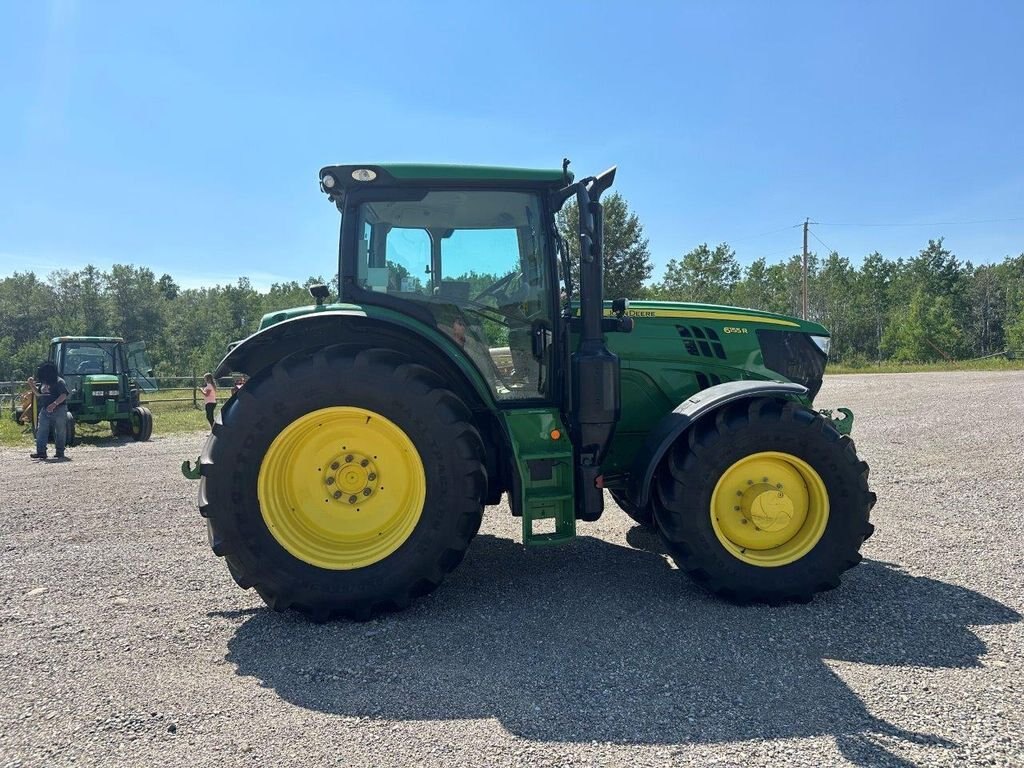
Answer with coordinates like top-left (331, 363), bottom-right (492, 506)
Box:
top-left (213, 309), bottom-right (496, 407)
top-left (628, 380), bottom-right (809, 508)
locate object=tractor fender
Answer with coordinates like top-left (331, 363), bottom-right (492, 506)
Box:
top-left (628, 380), bottom-right (808, 509)
top-left (214, 309), bottom-right (496, 407)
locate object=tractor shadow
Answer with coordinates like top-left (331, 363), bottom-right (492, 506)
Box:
top-left (224, 532), bottom-right (1018, 763)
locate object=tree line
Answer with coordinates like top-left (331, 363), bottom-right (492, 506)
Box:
top-left (3, 194), bottom-right (1023, 379)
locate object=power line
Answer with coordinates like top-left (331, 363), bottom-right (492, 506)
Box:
top-left (817, 216), bottom-right (1024, 228)
top-left (808, 229), bottom-right (837, 255)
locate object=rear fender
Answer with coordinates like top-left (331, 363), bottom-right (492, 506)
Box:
top-left (628, 381), bottom-right (809, 509)
top-left (215, 310), bottom-right (495, 406)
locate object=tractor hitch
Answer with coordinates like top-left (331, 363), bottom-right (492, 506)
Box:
top-left (181, 457), bottom-right (201, 480)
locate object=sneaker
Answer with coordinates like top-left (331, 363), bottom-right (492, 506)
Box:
top-left (30, 452), bottom-right (47, 459)
top-left (55, 453), bottom-right (66, 460)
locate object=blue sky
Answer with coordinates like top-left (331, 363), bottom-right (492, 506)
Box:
top-left (2, 1), bottom-right (1023, 290)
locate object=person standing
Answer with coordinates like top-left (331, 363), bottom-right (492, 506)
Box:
top-left (200, 373), bottom-right (218, 428)
top-left (29, 361), bottom-right (70, 460)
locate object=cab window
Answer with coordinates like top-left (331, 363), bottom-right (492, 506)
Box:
top-left (355, 190), bottom-right (552, 400)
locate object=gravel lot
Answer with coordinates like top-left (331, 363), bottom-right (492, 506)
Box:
top-left (1, 371), bottom-right (1022, 768)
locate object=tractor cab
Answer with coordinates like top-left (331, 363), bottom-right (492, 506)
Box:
top-left (334, 172), bottom-right (564, 401)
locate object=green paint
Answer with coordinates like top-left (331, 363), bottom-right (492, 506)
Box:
top-left (501, 408), bottom-right (576, 545)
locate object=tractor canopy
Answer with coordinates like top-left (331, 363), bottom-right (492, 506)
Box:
top-left (318, 163), bottom-right (570, 197)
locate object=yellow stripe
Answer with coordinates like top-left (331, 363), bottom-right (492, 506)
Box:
top-left (605, 309), bottom-right (800, 327)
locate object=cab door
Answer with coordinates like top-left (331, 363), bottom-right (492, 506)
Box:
top-left (125, 342), bottom-right (158, 392)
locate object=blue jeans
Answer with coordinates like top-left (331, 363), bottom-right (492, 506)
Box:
top-left (36, 404), bottom-right (68, 456)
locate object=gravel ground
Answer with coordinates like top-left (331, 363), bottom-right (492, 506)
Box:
top-left (1, 370), bottom-right (1022, 768)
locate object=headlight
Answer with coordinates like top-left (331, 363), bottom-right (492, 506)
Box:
top-left (810, 335), bottom-right (831, 355)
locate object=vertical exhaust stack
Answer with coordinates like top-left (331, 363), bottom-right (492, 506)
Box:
top-left (571, 167), bottom-right (618, 522)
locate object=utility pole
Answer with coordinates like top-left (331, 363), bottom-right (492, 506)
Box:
top-left (802, 218), bottom-right (809, 320)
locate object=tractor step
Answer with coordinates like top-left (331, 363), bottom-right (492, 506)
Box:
top-left (501, 409), bottom-right (578, 547)
top-left (522, 492), bottom-right (575, 545)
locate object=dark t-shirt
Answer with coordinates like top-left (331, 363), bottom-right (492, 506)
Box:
top-left (38, 378), bottom-right (69, 410)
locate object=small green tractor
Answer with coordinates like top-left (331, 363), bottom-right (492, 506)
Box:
top-left (190, 163), bottom-right (875, 620)
top-left (34, 336), bottom-right (156, 443)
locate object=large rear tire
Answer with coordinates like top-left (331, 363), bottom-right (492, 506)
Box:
top-left (199, 346), bottom-right (487, 621)
top-left (654, 398), bottom-right (875, 603)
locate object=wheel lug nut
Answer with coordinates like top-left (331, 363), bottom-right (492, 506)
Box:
top-left (345, 455), bottom-right (353, 463)
top-left (367, 473), bottom-right (377, 482)
top-left (360, 459), bottom-right (369, 467)
top-left (362, 488), bottom-right (372, 496)
top-left (741, 519), bottom-right (748, 524)
top-left (734, 506), bottom-right (740, 511)
top-left (326, 477), bottom-right (335, 485)
top-left (349, 495), bottom-right (358, 504)
top-left (331, 462), bottom-right (340, 470)
top-left (332, 491), bottom-right (342, 499)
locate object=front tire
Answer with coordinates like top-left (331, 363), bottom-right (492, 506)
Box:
top-left (200, 346), bottom-right (486, 621)
top-left (654, 398), bottom-right (875, 603)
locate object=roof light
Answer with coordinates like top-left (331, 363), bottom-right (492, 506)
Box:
top-left (351, 168), bottom-right (377, 182)
top-left (322, 174), bottom-right (336, 189)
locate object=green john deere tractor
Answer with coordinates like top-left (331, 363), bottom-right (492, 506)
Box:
top-left (189, 163), bottom-right (875, 620)
top-left (38, 336), bottom-right (157, 443)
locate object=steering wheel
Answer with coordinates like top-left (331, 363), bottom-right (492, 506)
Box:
top-left (76, 361), bottom-right (100, 374)
top-left (472, 271), bottom-right (521, 304)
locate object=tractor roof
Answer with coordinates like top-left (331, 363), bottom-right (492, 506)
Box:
top-left (319, 163), bottom-right (571, 193)
top-left (51, 336), bottom-right (124, 343)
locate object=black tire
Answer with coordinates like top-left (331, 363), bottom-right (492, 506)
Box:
top-left (199, 346), bottom-right (487, 621)
top-left (654, 398), bottom-right (875, 604)
top-left (129, 406), bottom-right (153, 441)
top-left (610, 489), bottom-right (654, 528)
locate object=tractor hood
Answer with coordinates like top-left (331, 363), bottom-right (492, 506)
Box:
top-left (603, 300), bottom-right (828, 336)
top-left (603, 300), bottom-right (831, 401)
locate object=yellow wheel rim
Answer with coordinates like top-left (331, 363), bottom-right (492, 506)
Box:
top-left (257, 406), bottom-right (426, 570)
top-left (710, 451), bottom-right (829, 567)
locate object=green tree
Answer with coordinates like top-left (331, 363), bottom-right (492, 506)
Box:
top-left (659, 242), bottom-right (740, 304)
top-left (556, 192), bottom-right (653, 299)
top-left (883, 287), bottom-right (967, 361)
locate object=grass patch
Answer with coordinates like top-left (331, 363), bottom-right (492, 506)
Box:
top-left (0, 394), bottom-right (215, 447)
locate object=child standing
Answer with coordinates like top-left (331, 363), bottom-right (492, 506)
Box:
top-left (200, 373), bottom-right (217, 428)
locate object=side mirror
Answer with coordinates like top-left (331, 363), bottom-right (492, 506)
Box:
top-left (308, 283), bottom-right (331, 305)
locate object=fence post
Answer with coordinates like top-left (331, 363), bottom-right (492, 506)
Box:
top-left (192, 370), bottom-right (197, 410)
